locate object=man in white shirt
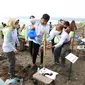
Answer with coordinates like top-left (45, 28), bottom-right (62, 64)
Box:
top-left (28, 14), bottom-right (50, 67)
top-left (47, 25), bottom-right (70, 67)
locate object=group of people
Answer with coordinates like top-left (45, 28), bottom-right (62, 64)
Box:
top-left (1, 14), bottom-right (77, 78)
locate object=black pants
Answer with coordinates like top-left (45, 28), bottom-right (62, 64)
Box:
top-left (29, 41), bottom-right (34, 56)
top-left (29, 41), bottom-right (40, 64)
top-left (5, 51), bottom-right (16, 77)
top-left (51, 38), bottom-right (54, 54)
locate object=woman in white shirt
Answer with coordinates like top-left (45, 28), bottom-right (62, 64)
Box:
top-left (2, 18), bottom-right (19, 78)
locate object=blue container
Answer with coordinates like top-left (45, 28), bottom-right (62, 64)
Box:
top-left (28, 29), bottom-right (36, 39)
top-left (75, 35), bottom-right (80, 39)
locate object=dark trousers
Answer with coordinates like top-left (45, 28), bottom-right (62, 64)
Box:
top-left (54, 43), bottom-right (70, 64)
top-left (5, 51), bottom-right (16, 76)
top-left (29, 41), bottom-right (40, 64)
top-left (15, 43), bottom-right (17, 48)
top-left (29, 41), bottom-right (34, 56)
top-left (51, 38), bottom-right (55, 54)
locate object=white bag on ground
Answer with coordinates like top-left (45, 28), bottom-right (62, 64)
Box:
top-left (0, 78), bottom-right (7, 85)
top-left (5, 79), bottom-right (18, 85)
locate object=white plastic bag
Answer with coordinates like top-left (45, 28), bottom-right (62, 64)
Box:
top-left (5, 79), bottom-right (18, 85)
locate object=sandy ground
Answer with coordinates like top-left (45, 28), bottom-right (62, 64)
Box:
top-left (0, 28), bottom-right (85, 85)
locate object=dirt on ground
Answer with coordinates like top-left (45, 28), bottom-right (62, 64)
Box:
top-left (0, 28), bottom-right (85, 85)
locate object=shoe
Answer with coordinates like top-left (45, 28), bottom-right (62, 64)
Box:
top-left (31, 64), bottom-right (38, 70)
top-left (9, 75), bottom-right (13, 79)
top-left (40, 64), bottom-right (43, 67)
top-left (32, 64), bottom-right (37, 67)
top-left (55, 62), bottom-right (60, 65)
top-left (8, 73), bottom-right (14, 79)
top-left (60, 64), bottom-right (65, 68)
top-left (8, 73), bottom-right (20, 79)
top-left (52, 61), bottom-right (60, 66)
